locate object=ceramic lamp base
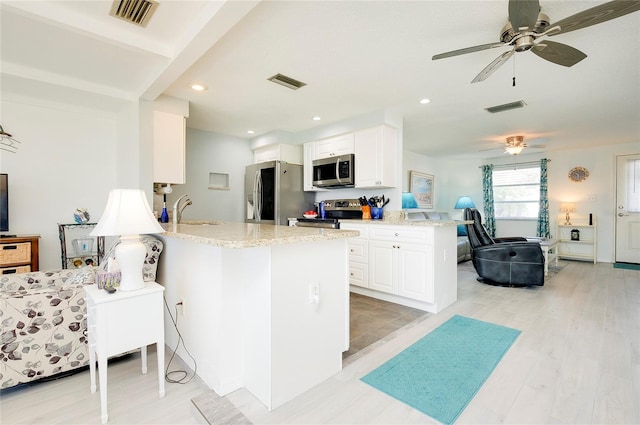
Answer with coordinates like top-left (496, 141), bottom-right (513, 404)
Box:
top-left (115, 234), bottom-right (146, 291)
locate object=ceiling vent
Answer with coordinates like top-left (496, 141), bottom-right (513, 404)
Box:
top-left (110, 0), bottom-right (159, 27)
top-left (485, 100), bottom-right (526, 113)
top-left (267, 74), bottom-right (307, 90)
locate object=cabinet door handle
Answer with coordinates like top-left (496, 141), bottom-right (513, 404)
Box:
top-left (2, 245), bottom-right (17, 250)
top-left (2, 269), bottom-right (17, 274)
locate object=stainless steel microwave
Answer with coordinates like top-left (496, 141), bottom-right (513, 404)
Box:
top-left (312, 154), bottom-right (355, 188)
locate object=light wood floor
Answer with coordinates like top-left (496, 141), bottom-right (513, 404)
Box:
top-left (1, 261), bottom-right (638, 424)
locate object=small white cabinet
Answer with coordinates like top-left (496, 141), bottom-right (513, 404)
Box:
top-left (313, 133), bottom-right (354, 158)
top-left (354, 125), bottom-right (398, 188)
top-left (86, 282), bottom-right (165, 424)
top-left (557, 219), bottom-right (597, 263)
top-left (341, 223), bottom-right (369, 288)
top-left (153, 110), bottom-right (186, 184)
top-left (253, 144), bottom-right (302, 164)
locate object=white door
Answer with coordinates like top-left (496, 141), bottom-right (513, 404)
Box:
top-left (615, 154), bottom-right (640, 264)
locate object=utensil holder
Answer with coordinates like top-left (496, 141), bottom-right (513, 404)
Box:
top-left (371, 207), bottom-right (383, 220)
top-left (361, 205), bottom-right (371, 219)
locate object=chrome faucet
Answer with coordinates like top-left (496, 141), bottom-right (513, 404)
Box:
top-left (173, 194), bottom-right (192, 225)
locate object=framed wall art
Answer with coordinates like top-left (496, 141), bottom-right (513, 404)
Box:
top-left (409, 170), bottom-right (434, 209)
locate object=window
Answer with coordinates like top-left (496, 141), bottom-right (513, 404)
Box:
top-left (493, 167), bottom-right (540, 219)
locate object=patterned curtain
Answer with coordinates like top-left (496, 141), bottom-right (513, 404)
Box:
top-left (481, 164), bottom-right (496, 237)
top-left (536, 158), bottom-right (550, 238)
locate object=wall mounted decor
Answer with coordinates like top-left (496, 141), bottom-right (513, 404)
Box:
top-left (410, 170), bottom-right (434, 209)
top-left (568, 166), bottom-right (589, 182)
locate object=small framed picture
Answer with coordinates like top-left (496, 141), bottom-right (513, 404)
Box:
top-left (409, 171), bottom-right (434, 209)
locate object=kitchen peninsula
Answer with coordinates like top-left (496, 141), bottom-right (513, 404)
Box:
top-left (156, 222), bottom-right (358, 410)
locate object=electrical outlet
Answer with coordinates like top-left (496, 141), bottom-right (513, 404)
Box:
top-left (177, 298), bottom-right (185, 316)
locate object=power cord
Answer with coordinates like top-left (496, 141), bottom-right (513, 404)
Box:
top-left (163, 296), bottom-right (198, 384)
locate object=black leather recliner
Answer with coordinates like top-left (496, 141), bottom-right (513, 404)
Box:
top-left (464, 208), bottom-right (545, 286)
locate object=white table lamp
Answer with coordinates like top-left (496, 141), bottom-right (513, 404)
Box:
top-left (91, 189), bottom-right (164, 291)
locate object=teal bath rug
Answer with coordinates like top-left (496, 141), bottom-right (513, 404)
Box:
top-left (361, 315), bottom-right (521, 424)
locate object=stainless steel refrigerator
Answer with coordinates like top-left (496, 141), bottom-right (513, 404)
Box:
top-left (245, 161), bottom-right (312, 225)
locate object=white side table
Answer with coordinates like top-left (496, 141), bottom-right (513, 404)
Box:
top-left (86, 282), bottom-right (165, 424)
top-left (538, 239), bottom-right (559, 276)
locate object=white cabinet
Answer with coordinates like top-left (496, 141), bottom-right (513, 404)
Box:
top-left (369, 226), bottom-right (433, 303)
top-left (354, 125), bottom-right (398, 188)
top-left (313, 133), bottom-right (354, 158)
top-left (341, 223), bottom-right (369, 288)
top-left (253, 144), bottom-right (302, 164)
top-left (341, 222), bottom-right (456, 313)
top-left (558, 220), bottom-right (597, 263)
top-left (153, 111), bottom-right (186, 184)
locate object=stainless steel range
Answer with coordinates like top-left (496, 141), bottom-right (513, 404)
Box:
top-left (323, 199), bottom-right (363, 220)
top-left (292, 199), bottom-right (362, 229)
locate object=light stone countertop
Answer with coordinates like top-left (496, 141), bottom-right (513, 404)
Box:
top-left (159, 221), bottom-right (359, 249)
top-left (339, 211), bottom-right (472, 227)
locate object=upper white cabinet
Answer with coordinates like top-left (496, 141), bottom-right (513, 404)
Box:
top-left (354, 125), bottom-right (398, 188)
top-left (313, 133), bottom-right (354, 159)
top-left (153, 110), bottom-right (186, 184)
top-left (254, 144), bottom-right (302, 164)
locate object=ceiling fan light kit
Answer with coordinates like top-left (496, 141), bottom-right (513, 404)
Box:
top-left (432, 0), bottom-right (640, 83)
top-left (505, 135), bottom-right (526, 155)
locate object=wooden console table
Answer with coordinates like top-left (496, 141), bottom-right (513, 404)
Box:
top-left (0, 235), bottom-right (40, 274)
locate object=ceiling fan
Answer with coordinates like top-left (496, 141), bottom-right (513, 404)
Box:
top-left (479, 135), bottom-right (547, 155)
top-left (432, 0), bottom-right (640, 83)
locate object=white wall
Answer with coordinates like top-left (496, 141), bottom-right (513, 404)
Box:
top-left (0, 95), bottom-right (120, 269)
top-left (159, 128), bottom-right (253, 222)
top-left (404, 142), bottom-right (640, 263)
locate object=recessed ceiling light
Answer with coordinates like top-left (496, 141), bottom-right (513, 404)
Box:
top-left (312, 116), bottom-right (321, 121)
top-left (190, 83), bottom-right (207, 92)
top-left (247, 130), bottom-right (255, 135)
top-left (419, 98), bottom-right (431, 104)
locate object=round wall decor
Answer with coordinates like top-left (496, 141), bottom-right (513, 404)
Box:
top-left (568, 166), bottom-right (589, 182)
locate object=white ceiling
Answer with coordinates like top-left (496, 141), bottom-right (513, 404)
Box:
top-left (2, 0), bottom-right (639, 159)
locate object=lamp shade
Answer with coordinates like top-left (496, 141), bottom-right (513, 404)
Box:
top-left (559, 202), bottom-right (576, 213)
top-left (402, 192), bottom-right (418, 209)
top-left (454, 196), bottom-right (475, 209)
top-left (91, 189), bottom-right (164, 236)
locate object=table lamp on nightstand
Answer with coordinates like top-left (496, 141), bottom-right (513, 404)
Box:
top-left (559, 202), bottom-right (576, 225)
top-left (91, 189), bottom-right (164, 291)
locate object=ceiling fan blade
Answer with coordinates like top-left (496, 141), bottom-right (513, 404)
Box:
top-left (508, 0), bottom-right (541, 30)
top-left (531, 40), bottom-right (587, 67)
top-left (432, 42), bottom-right (505, 60)
top-left (549, 0), bottom-right (640, 36)
top-left (471, 49), bottom-right (515, 83)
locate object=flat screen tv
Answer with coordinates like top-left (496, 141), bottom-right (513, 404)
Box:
top-left (1, 174), bottom-right (8, 232)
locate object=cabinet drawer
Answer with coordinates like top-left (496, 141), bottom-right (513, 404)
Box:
top-left (349, 262), bottom-right (368, 288)
top-left (370, 226), bottom-right (432, 244)
top-left (0, 242), bottom-right (31, 266)
top-left (1, 265), bottom-right (31, 274)
top-left (348, 240), bottom-right (368, 263)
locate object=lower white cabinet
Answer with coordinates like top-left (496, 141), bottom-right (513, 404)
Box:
top-left (370, 240), bottom-right (433, 303)
top-left (341, 222), bottom-right (456, 313)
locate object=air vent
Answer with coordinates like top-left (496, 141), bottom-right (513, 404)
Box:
top-left (267, 74), bottom-right (307, 90)
top-left (485, 100), bottom-right (527, 113)
top-left (110, 0), bottom-right (159, 27)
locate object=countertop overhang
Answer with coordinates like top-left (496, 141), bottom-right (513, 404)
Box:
top-left (159, 221), bottom-right (358, 249)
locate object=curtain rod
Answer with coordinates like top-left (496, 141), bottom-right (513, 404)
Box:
top-left (479, 159), bottom-right (551, 169)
